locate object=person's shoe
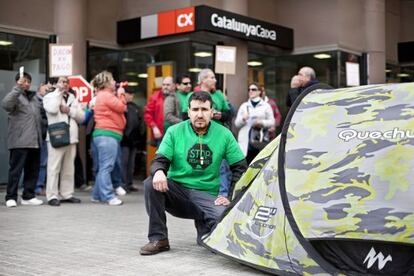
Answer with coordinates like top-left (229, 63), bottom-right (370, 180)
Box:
top-left (91, 198), bottom-right (100, 203)
top-left (108, 197), bottom-right (123, 206)
top-left (6, 199), bottom-right (17, 208)
top-left (48, 198), bottom-right (60, 206)
top-left (128, 184), bottom-right (139, 192)
top-left (21, 197), bottom-right (43, 206)
top-left (60, 197), bottom-right (81, 203)
top-left (140, 239), bottom-right (170, 255)
top-left (115, 186), bottom-right (127, 196)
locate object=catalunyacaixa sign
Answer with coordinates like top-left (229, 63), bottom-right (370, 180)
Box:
top-left (117, 5), bottom-right (293, 49)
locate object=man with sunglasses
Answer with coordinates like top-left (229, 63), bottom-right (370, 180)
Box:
top-left (175, 74), bottom-right (192, 120)
top-left (164, 75), bottom-right (192, 129)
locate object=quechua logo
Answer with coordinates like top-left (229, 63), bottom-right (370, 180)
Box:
top-left (363, 247), bottom-right (392, 270)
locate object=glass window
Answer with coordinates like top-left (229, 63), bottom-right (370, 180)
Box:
top-left (247, 50), bottom-right (363, 125)
top-left (386, 64), bottom-right (414, 83)
top-left (0, 32), bottom-right (48, 91)
top-left (0, 32), bottom-right (48, 184)
top-left (88, 41), bottom-right (216, 108)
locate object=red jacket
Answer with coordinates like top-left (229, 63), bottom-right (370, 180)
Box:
top-left (144, 90), bottom-right (165, 138)
top-left (94, 88), bottom-right (127, 135)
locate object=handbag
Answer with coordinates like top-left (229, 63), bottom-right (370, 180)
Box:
top-left (48, 119), bottom-right (70, 148)
top-left (249, 127), bottom-right (270, 150)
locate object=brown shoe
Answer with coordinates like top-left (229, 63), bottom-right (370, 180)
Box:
top-left (140, 239), bottom-right (170, 255)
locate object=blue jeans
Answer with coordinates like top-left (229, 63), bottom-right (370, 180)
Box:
top-left (35, 140), bottom-right (48, 192)
top-left (91, 139), bottom-right (124, 189)
top-left (112, 143), bottom-right (124, 188)
top-left (92, 136), bottom-right (119, 202)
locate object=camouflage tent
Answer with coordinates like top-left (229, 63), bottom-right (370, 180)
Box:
top-left (201, 83), bottom-right (414, 275)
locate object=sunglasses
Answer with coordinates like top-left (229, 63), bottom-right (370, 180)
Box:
top-left (248, 88), bottom-right (259, 91)
top-left (181, 82), bottom-right (191, 85)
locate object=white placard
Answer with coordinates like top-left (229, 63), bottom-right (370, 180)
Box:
top-left (346, 62), bottom-right (360, 86)
top-left (216, 46), bottom-right (236, 63)
top-left (215, 45), bottom-right (236, 75)
top-left (49, 44), bottom-right (73, 77)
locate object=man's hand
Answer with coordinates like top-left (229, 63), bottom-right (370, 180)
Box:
top-left (290, 75), bottom-right (302, 88)
top-left (153, 170), bottom-right (168, 192)
top-left (60, 104), bottom-right (70, 114)
top-left (117, 87), bottom-right (125, 97)
top-left (16, 78), bottom-right (26, 90)
top-left (153, 126), bottom-right (162, 139)
top-left (214, 195), bottom-right (230, 206)
top-left (213, 111), bottom-right (222, 120)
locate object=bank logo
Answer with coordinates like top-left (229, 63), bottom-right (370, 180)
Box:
top-left (187, 143), bottom-right (212, 170)
top-left (250, 206), bottom-right (277, 238)
top-left (338, 128), bottom-right (414, 142)
top-left (363, 247), bottom-right (392, 270)
top-left (175, 7), bottom-right (195, 33)
top-left (177, 12), bottom-right (193, 27)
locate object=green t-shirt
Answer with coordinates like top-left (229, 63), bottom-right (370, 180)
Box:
top-left (156, 120), bottom-right (244, 196)
top-left (176, 90), bottom-right (191, 113)
top-left (210, 90), bottom-right (230, 113)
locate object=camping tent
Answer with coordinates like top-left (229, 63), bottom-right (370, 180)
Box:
top-left (201, 83), bottom-right (414, 275)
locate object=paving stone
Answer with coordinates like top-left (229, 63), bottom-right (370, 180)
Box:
top-left (0, 190), bottom-right (266, 275)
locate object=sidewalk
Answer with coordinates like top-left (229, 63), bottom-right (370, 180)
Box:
top-left (0, 188), bottom-right (266, 276)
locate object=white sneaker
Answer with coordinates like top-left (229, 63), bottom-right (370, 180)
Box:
top-left (115, 186), bottom-right (127, 196)
top-left (108, 197), bottom-right (123, 206)
top-left (21, 197), bottom-right (43, 206)
top-left (91, 198), bottom-right (100, 203)
top-left (6, 199), bottom-right (17, 208)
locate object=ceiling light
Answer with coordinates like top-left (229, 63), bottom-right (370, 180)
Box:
top-left (122, 57), bottom-right (134, 62)
top-left (397, 73), bottom-right (410, 78)
top-left (127, 82), bottom-right (139, 86)
top-left (194, 52), bottom-right (212, 57)
top-left (0, 40), bottom-right (13, 46)
top-left (126, 72), bottom-right (137, 76)
top-left (247, 61), bottom-right (262, 67)
top-left (313, 53), bottom-right (331, 59)
top-left (385, 69), bottom-right (392, 73)
top-left (188, 68), bottom-right (202, 73)
top-left (138, 73), bottom-right (148, 78)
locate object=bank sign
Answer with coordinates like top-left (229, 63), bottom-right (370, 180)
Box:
top-left (117, 5), bottom-right (293, 49)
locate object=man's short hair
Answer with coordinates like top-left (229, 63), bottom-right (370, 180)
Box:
top-left (15, 72), bottom-right (32, 82)
top-left (300, 67), bottom-right (316, 80)
top-left (176, 74), bottom-right (191, 84)
top-left (188, 91), bottom-right (212, 108)
top-left (197, 68), bottom-right (213, 85)
top-left (48, 77), bottom-right (59, 85)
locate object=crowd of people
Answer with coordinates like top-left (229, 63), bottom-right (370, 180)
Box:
top-left (2, 65), bottom-right (317, 254)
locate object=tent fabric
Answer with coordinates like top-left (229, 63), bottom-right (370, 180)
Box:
top-left (202, 83), bottom-right (414, 275)
top-left (281, 83), bottom-right (414, 244)
top-left (203, 137), bottom-right (327, 275)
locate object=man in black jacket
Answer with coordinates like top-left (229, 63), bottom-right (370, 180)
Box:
top-left (121, 90), bottom-right (143, 192)
top-left (286, 66), bottom-right (319, 107)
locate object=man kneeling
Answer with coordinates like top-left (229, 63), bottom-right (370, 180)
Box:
top-left (140, 91), bottom-right (247, 255)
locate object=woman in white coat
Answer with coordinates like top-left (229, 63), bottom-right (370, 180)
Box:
top-left (235, 83), bottom-right (275, 164)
